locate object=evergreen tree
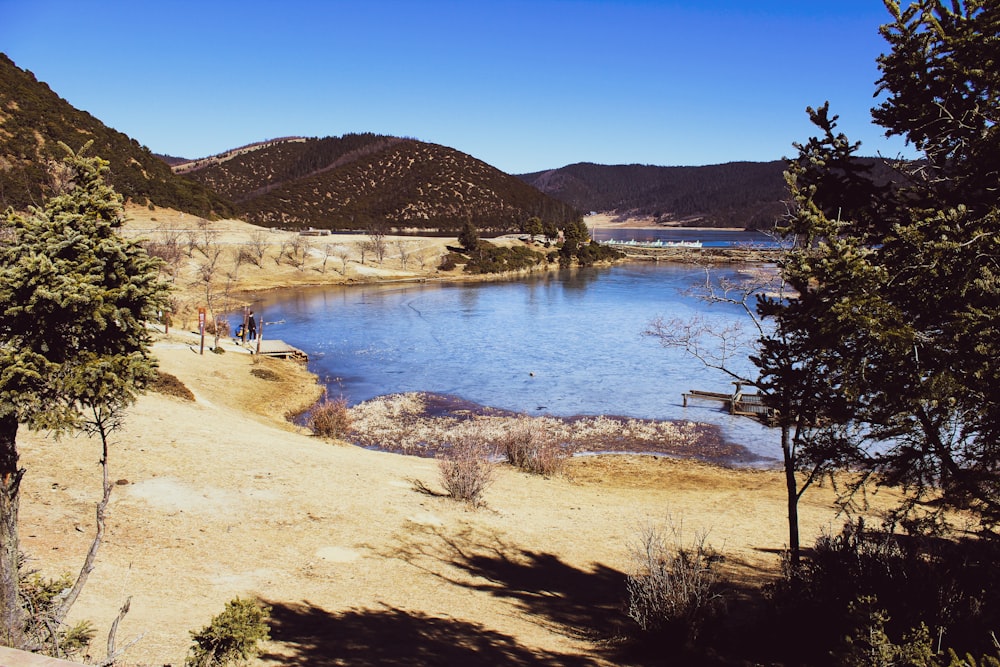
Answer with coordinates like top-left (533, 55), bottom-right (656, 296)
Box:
top-left (0, 143), bottom-right (170, 645)
top-left (523, 216), bottom-right (543, 242)
top-left (458, 218), bottom-right (480, 253)
top-left (768, 0), bottom-right (1000, 531)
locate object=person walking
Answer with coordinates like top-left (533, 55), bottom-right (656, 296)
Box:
top-left (247, 310), bottom-right (257, 341)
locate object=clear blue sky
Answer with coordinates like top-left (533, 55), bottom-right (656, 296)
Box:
top-left (1, 0), bottom-right (916, 174)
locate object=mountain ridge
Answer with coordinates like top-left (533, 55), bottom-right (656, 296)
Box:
top-left (0, 53), bottom-right (234, 219)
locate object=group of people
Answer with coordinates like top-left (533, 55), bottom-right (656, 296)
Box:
top-left (235, 310), bottom-right (257, 342)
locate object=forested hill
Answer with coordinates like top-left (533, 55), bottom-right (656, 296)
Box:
top-left (0, 54), bottom-right (234, 219)
top-left (519, 161), bottom-right (790, 229)
top-left (177, 135), bottom-right (580, 233)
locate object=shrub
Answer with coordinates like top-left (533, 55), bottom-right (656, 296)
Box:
top-left (20, 569), bottom-right (95, 659)
top-left (835, 596), bottom-right (938, 667)
top-left (498, 418), bottom-right (567, 476)
top-left (438, 435), bottom-right (495, 507)
top-left (309, 393), bottom-right (352, 439)
top-left (186, 597), bottom-right (271, 667)
top-left (764, 519), bottom-right (1000, 665)
top-left (438, 252), bottom-right (462, 271)
top-left (149, 371), bottom-right (196, 401)
top-left (626, 520), bottom-right (723, 644)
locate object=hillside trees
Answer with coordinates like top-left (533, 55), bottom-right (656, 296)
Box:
top-left (767, 0), bottom-right (1000, 530)
top-left (0, 144), bottom-right (169, 647)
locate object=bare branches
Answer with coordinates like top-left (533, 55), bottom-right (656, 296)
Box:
top-left (645, 315), bottom-right (757, 384)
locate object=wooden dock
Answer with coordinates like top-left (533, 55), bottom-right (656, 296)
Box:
top-left (683, 382), bottom-right (776, 423)
top-left (249, 339), bottom-right (308, 361)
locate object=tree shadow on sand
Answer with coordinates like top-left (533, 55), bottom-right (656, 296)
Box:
top-left (380, 524), bottom-right (632, 651)
top-left (261, 601), bottom-right (601, 667)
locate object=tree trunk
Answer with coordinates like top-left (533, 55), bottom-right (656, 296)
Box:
top-left (0, 413), bottom-right (25, 647)
top-left (51, 411), bottom-right (113, 625)
top-left (781, 424), bottom-right (800, 567)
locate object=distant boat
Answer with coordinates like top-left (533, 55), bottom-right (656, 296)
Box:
top-left (602, 239), bottom-right (703, 249)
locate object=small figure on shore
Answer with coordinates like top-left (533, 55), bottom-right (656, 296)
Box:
top-left (247, 311), bottom-right (257, 341)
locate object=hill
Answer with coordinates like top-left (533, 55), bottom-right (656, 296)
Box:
top-left (177, 134), bottom-right (581, 234)
top-left (519, 161), bottom-right (791, 229)
top-left (0, 54), bottom-right (234, 218)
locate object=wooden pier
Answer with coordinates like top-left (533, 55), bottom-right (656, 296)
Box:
top-left (249, 339), bottom-right (308, 361)
top-left (683, 382), bottom-right (776, 423)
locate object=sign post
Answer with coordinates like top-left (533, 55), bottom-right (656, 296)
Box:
top-left (198, 307), bottom-right (206, 355)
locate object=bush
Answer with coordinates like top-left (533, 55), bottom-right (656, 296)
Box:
top-left (438, 435), bottom-right (495, 507)
top-left (835, 596), bottom-right (938, 667)
top-left (463, 244), bottom-right (545, 274)
top-left (149, 371), bottom-right (196, 401)
top-left (764, 519), bottom-right (1000, 665)
top-left (498, 418), bottom-right (567, 476)
top-left (308, 393), bottom-right (352, 439)
top-left (186, 597), bottom-right (271, 667)
top-left (20, 569), bottom-right (95, 659)
top-left (438, 252), bottom-right (462, 271)
top-left (626, 520), bottom-right (723, 644)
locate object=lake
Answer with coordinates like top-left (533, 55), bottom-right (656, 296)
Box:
top-left (242, 262), bottom-right (782, 463)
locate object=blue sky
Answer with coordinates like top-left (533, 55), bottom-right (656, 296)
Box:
top-left (1, 0), bottom-right (916, 174)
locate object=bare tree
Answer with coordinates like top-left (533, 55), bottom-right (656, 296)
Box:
top-left (226, 245), bottom-right (247, 281)
top-left (275, 238), bottom-right (293, 266)
top-left (334, 245), bottom-right (351, 275)
top-left (181, 230), bottom-right (198, 258)
top-left (355, 239), bottom-right (373, 266)
top-left (319, 243), bottom-right (333, 273)
top-left (142, 230), bottom-right (183, 282)
top-left (644, 256), bottom-right (837, 565)
top-left (288, 236), bottom-right (311, 271)
top-left (367, 222), bottom-right (388, 265)
top-left (247, 229), bottom-right (268, 267)
top-left (396, 239), bottom-right (411, 269)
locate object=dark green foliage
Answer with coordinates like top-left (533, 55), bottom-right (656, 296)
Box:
top-left (769, 0), bottom-right (1000, 530)
top-left (186, 597), bottom-right (271, 667)
top-left (20, 569), bottom-right (95, 659)
top-left (0, 143), bottom-right (171, 432)
top-left (437, 252), bottom-right (462, 271)
top-left (522, 216), bottom-right (543, 240)
top-left (182, 135), bottom-right (580, 234)
top-left (458, 219), bottom-right (480, 252)
top-left (874, 0), bottom-right (1000, 215)
top-left (572, 239), bottom-right (623, 267)
top-left (762, 520), bottom-right (1000, 666)
top-left (0, 144), bottom-right (171, 644)
top-left (462, 243), bottom-right (546, 274)
top-left (0, 54), bottom-right (233, 218)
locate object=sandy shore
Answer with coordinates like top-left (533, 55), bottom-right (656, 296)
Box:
top-left (15, 210), bottom-right (891, 666)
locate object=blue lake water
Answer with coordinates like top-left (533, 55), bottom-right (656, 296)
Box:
top-left (243, 262), bottom-right (781, 463)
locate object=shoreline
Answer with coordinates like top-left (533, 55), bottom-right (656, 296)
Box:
top-left (13, 209), bottom-right (884, 666)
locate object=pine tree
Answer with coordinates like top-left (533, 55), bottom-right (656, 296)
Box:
top-left (458, 218), bottom-right (480, 253)
top-left (0, 143), bottom-right (170, 646)
top-left (770, 0), bottom-right (1000, 530)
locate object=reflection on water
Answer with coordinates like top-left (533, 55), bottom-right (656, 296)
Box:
top-left (243, 263), bottom-right (781, 463)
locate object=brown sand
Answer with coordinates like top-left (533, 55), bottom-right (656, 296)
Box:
top-left (16, 210), bottom-right (892, 666)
